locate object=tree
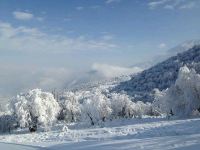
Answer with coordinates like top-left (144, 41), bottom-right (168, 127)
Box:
top-left (11, 89), bottom-right (60, 131)
top-left (59, 91), bottom-right (81, 122)
top-left (154, 66), bottom-right (200, 117)
top-left (110, 93), bottom-right (154, 119)
top-left (110, 93), bottom-right (134, 118)
top-left (81, 89), bottom-right (112, 125)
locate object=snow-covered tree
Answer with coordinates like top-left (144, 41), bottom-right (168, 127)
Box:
top-left (134, 101), bottom-right (155, 117)
top-left (110, 93), bottom-right (135, 118)
top-left (110, 93), bottom-right (154, 118)
top-left (154, 66), bottom-right (200, 117)
top-left (81, 89), bottom-right (112, 125)
top-left (153, 88), bottom-right (167, 115)
top-left (59, 91), bottom-right (81, 122)
top-left (11, 89), bottom-right (60, 130)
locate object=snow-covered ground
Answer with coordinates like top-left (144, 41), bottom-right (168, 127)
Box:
top-left (1, 117), bottom-right (200, 150)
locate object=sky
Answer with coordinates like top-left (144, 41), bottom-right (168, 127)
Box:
top-left (0, 0), bottom-right (200, 97)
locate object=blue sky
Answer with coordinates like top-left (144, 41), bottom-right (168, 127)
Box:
top-left (0, 0), bottom-right (200, 96)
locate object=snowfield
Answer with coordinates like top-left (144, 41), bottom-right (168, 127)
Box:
top-left (1, 117), bottom-right (200, 150)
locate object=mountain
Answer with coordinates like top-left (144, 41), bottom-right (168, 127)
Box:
top-left (112, 44), bottom-right (200, 102)
top-left (167, 40), bottom-right (200, 56)
top-left (133, 40), bottom-right (200, 70)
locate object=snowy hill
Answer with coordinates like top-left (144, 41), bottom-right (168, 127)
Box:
top-left (112, 44), bottom-right (200, 102)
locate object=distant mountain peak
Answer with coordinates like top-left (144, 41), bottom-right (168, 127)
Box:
top-left (133, 40), bottom-right (200, 70)
top-left (167, 39), bottom-right (200, 55)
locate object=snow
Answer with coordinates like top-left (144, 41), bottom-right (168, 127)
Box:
top-left (0, 143), bottom-right (40, 150)
top-left (48, 134), bottom-right (200, 150)
top-left (1, 118), bottom-right (200, 149)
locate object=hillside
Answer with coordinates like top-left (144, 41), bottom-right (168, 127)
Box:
top-left (112, 45), bottom-right (200, 102)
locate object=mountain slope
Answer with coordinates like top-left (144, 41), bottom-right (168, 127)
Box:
top-left (112, 45), bottom-right (200, 102)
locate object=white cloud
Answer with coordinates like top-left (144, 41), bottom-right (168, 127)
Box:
top-left (13, 11), bottom-right (34, 20)
top-left (91, 63), bottom-right (142, 78)
top-left (13, 11), bottom-right (44, 21)
top-left (148, 0), bottom-right (169, 9)
top-left (106, 0), bottom-right (122, 4)
top-left (64, 63), bottom-right (143, 89)
top-left (148, 0), bottom-right (199, 10)
top-left (0, 21), bottom-right (118, 53)
top-left (158, 43), bottom-right (167, 49)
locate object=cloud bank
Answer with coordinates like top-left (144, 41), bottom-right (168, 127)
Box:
top-left (0, 21), bottom-right (117, 53)
top-left (0, 64), bottom-right (75, 97)
top-left (0, 63), bottom-right (142, 98)
top-left (91, 63), bottom-right (142, 78)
